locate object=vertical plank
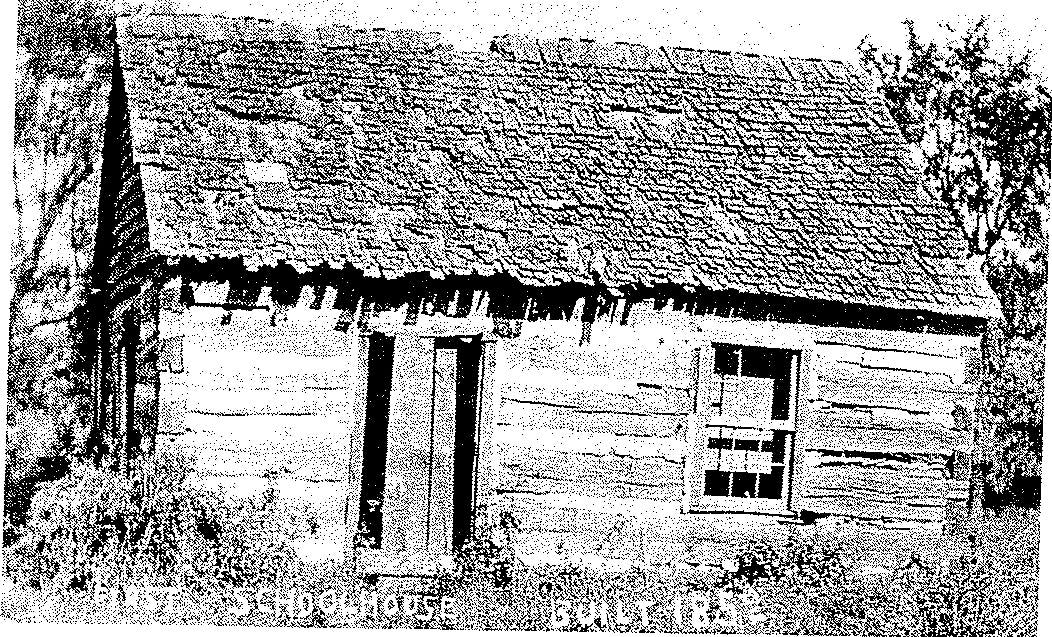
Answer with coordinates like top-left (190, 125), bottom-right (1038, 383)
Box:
top-left (382, 334), bottom-right (435, 554)
top-left (787, 348), bottom-right (814, 513)
top-left (124, 314), bottom-right (139, 469)
top-left (344, 333), bottom-right (369, 561)
top-left (113, 334), bottom-right (129, 470)
top-left (685, 345), bottom-right (714, 512)
top-left (430, 346), bottom-right (457, 554)
top-left (473, 339), bottom-right (499, 532)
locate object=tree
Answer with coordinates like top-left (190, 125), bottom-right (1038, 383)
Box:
top-left (8, 0), bottom-right (115, 533)
top-left (13, 1), bottom-right (112, 324)
top-left (859, 18), bottom-right (1048, 507)
top-left (978, 241), bottom-right (1045, 504)
top-left (859, 17), bottom-right (1050, 257)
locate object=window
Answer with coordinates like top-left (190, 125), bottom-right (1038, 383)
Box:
top-left (690, 344), bottom-right (800, 510)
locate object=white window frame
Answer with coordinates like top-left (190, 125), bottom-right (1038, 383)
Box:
top-left (683, 324), bottom-right (814, 514)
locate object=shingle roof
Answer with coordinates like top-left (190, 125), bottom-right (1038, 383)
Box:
top-left (115, 14), bottom-right (999, 318)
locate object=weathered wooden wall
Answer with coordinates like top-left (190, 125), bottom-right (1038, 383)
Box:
top-left (486, 310), bottom-right (980, 564)
top-left (152, 277), bottom-right (981, 565)
top-left (797, 332), bottom-right (977, 522)
top-left (155, 298), bottom-right (359, 560)
top-left (89, 49), bottom-right (161, 469)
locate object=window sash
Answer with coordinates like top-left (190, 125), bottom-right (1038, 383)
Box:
top-left (685, 342), bottom-right (803, 513)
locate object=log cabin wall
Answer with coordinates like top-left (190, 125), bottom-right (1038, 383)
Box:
top-left (87, 48), bottom-right (161, 470)
top-left (490, 311), bottom-right (980, 564)
top-left (151, 273), bottom-right (982, 564)
top-left (155, 290), bottom-right (359, 560)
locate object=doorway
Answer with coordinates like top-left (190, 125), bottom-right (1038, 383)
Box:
top-left (434, 336), bottom-right (483, 551)
top-left (356, 333), bottom-right (395, 549)
top-left (355, 334), bottom-right (485, 556)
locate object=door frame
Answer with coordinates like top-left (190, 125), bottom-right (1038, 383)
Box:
top-left (346, 328), bottom-right (498, 567)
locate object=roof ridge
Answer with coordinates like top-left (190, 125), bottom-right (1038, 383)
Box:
top-left (117, 11), bottom-right (277, 24)
top-left (117, 13), bottom-right (850, 66)
top-left (490, 33), bottom-right (852, 67)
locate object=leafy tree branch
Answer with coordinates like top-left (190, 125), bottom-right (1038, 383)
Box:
top-left (859, 17), bottom-right (1050, 256)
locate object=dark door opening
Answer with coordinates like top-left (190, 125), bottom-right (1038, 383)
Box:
top-left (434, 337), bottom-right (483, 550)
top-left (356, 333), bottom-right (395, 549)
top-left (452, 337), bottom-right (482, 549)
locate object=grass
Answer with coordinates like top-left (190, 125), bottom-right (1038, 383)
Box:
top-left (1, 456), bottom-right (1040, 634)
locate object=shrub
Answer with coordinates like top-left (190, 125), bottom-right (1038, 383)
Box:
top-left (891, 510), bottom-right (1039, 637)
top-left (6, 461), bottom-right (1037, 635)
top-left (724, 514), bottom-right (1039, 636)
top-left (725, 533), bottom-right (847, 588)
top-left (450, 509), bottom-right (520, 589)
top-left (6, 453), bottom-right (302, 601)
top-left (422, 509), bottom-right (538, 630)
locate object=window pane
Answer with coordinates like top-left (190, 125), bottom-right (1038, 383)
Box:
top-left (708, 437), bottom-right (733, 450)
top-left (771, 353), bottom-right (793, 420)
top-left (731, 471), bottom-right (757, 498)
top-left (733, 439), bottom-right (760, 451)
top-left (704, 470), bottom-right (730, 496)
top-left (757, 467), bottom-right (785, 499)
top-left (770, 431), bottom-right (788, 464)
top-left (713, 345), bottom-right (794, 420)
top-left (713, 345), bottom-right (739, 376)
top-left (740, 346), bottom-right (779, 378)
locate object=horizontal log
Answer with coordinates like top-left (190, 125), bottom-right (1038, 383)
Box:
top-left (486, 492), bottom-right (790, 541)
top-left (809, 407), bottom-right (962, 429)
top-left (815, 363), bottom-right (976, 415)
top-left (180, 367), bottom-right (356, 391)
top-left (816, 344), bottom-right (965, 383)
top-left (503, 367), bottom-right (642, 394)
top-left (184, 311), bottom-right (356, 358)
top-left (497, 401), bottom-right (684, 438)
top-left (503, 330), bottom-right (696, 389)
top-left (184, 387), bottom-right (350, 416)
top-left (796, 459), bottom-right (950, 522)
top-left (859, 350), bottom-right (965, 383)
top-left (794, 494), bottom-right (945, 523)
top-left (495, 476), bottom-right (680, 502)
top-left (183, 342), bottom-right (355, 372)
top-left (807, 448), bottom-right (947, 473)
top-left (494, 423), bottom-right (686, 461)
top-left (483, 500), bottom-right (648, 540)
top-left (812, 327), bottom-right (978, 357)
top-left (502, 380), bottom-right (693, 415)
top-left (948, 479), bottom-right (970, 502)
top-left (183, 346), bottom-right (357, 374)
top-left (801, 415), bottom-right (972, 455)
top-left (495, 444), bottom-right (683, 498)
top-left (160, 443), bottom-right (351, 482)
top-left (177, 412), bottom-right (352, 444)
top-left (486, 491), bottom-right (685, 521)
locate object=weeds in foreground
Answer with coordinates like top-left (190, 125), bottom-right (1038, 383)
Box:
top-left (2, 457), bottom-right (1039, 634)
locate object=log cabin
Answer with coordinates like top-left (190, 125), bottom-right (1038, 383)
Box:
top-left (87, 13), bottom-right (999, 568)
